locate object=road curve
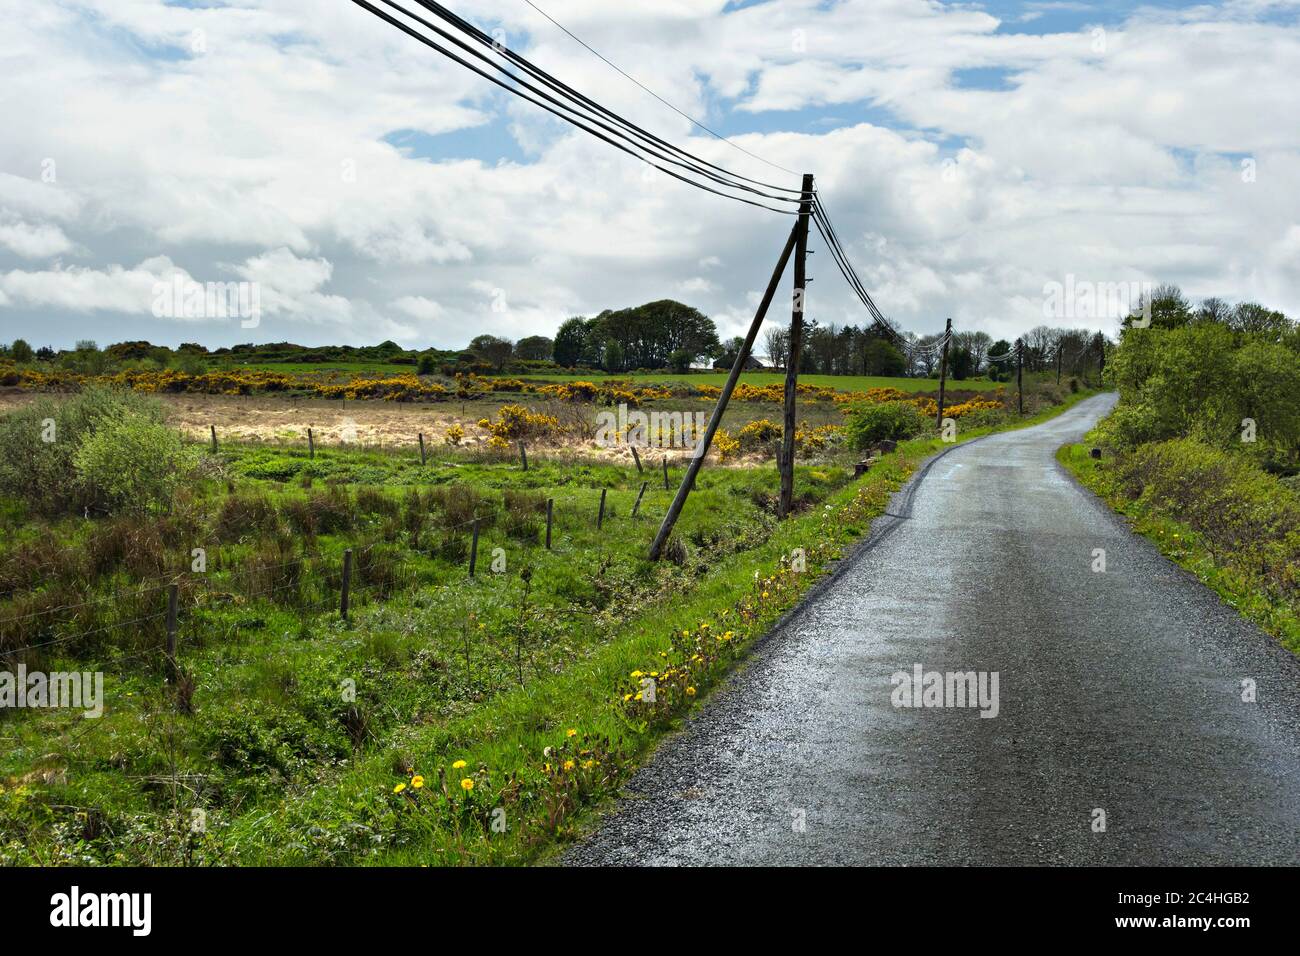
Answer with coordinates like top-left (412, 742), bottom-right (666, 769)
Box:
top-left (566, 394), bottom-right (1300, 865)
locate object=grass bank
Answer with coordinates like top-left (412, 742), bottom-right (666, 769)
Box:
top-left (1058, 442), bottom-right (1300, 655)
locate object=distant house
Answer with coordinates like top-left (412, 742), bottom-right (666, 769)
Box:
top-left (712, 355), bottom-right (765, 371)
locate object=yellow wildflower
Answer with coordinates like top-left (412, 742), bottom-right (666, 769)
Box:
top-left (411, 775), bottom-right (424, 789)
top-left (460, 778), bottom-right (474, 791)
top-left (393, 782), bottom-right (407, 794)
top-left (451, 760), bottom-right (467, 769)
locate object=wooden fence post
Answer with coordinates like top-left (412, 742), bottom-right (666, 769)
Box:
top-left (308, 427), bottom-right (315, 459)
top-left (418, 433), bottom-right (427, 466)
top-left (632, 481), bottom-right (648, 516)
top-left (597, 488), bottom-right (607, 530)
top-left (341, 548), bottom-right (352, 622)
top-left (210, 425), bottom-right (218, 453)
top-left (631, 445), bottom-right (642, 473)
top-left (545, 498), bottom-right (554, 550)
top-left (519, 442), bottom-right (528, 471)
top-left (165, 583), bottom-right (179, 683)
top-left (662, 456), bottom-right (669, 490)
top-left (469, 518), bottom-right (481, 576)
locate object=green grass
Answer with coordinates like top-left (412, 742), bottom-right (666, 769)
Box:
top-left (1, 384), bottom-right (1092, 866)
top-left (500, 370), bottom-right (1007, 393)
top-left (1058, 443), bottom-right (1300, 655)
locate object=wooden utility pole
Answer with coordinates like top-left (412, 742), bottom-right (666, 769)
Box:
top-left (1016, 338), bottom-right (1024, 415)
top-left (778, 173), bottom-right (815, 520)
top-left (935, 317), bottom-right (953, 427)
top-left (649, 220), bottom-right (802, 560)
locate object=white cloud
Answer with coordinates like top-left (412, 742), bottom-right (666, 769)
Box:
top-left (0, 0), bottom-right (1296, 351)
top-left (0, 218), bottom-right (76, 258)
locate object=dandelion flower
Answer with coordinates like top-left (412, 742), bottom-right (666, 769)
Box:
top-left (566, 728), bottom-right (577, 738)
top-left (452, 760), bottom-right (467, 769)
top-left (411, 775), bottom-right (425, 789)
top-left (460, 778), bottom-right (474, 791)
top-left (563, 760), bottom-right (575, 772)
top-left (393, 782), bottom-right (407, 794)
top-left (686, 687), bottom-right (696, 697)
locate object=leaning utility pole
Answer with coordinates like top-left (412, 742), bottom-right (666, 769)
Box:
top-left (935, 317), bottom-right (953, 427)
top-left (1016, 338), bottom-right (1024, 415)
top-left (649, 221), bottom-right (802, 560)
top-left (778, 173), bottom-right (815, 520)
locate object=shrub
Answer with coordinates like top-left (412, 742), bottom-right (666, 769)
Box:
top-left (73, 412), bottom-right (196, 515)
top-left (845, 399), bottom-right (929, 449)
top-left (0, 386), bottom-right (168, 516)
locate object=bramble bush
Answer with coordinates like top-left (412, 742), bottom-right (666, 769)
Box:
top-left (845, 399), bottom-right (929, 449)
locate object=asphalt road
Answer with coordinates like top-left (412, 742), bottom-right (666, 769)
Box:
top-left (566, 393), bottom-right (1300, 865)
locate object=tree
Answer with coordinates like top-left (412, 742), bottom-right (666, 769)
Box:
top-left (764, 327), bottom-right (789, 370)
top-left (986, 339), bottom-right (1013, 382)
top-left (468, 334), bottom-right (514, 371)
top-left (1196, 297), bottom-right (1233, 325)
top-left (1230, 302), bottom-right (1291, 339)
top-left (1125, 283), bottom-right (1192, 331)
top-left (553, 318), bottom-right (591, 368)
top-left (9, 339), bottom-right (33, 363)
top-left (949, 346), bottom-right (976, 380)
top-left (715, 336), bottom-right (746, 368)
top-left (863, 338), bottom-right (906, 376)
top-left (954, 331), bottom-right (992, 373)
top-left (589, 300), bottom-right (719, 369)
top-left (603, 338), bottom-right (625, 372)
top-left (514, 335), bottom-right (554, 361)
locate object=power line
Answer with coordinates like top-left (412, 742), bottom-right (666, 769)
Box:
top-left (517, 0), bottom-right (799, 178)
top-left (352, 0), bottom-right (802, 213)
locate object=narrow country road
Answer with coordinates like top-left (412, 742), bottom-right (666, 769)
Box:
top-left (566, 394), bottom-right (1300, 865)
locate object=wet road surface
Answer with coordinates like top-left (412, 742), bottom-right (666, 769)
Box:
top-left (566, 394), bottom-right (1300, 865)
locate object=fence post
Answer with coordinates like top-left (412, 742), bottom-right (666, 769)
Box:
top-left (597, 488), bottom-right (607, 530)
top-left (519, 442), bottom-right (528, 471)
top-left (308, 427), bottom-right (315, 459)
top-left (662, 456), bottom-right (669, 490)
top-left (545, 498), bottom-right (554, 550)
top-left (631, 445), bottom-right (642, 473)
top-left (165, 583), bottom-right (179, 683)
top-left (469, 518), bottom-right (481, 576)
top-left (210, 425), bottom-right (218, 454)
top-left (341, 548), bottom-right (352, 622)
top-left (632, 481), bottom-right (648, 517)
top-left (418, 433), bottom-right (427, 466)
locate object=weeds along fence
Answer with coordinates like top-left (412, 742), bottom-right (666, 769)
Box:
top-left (0, 473), bottom-right (672, 678)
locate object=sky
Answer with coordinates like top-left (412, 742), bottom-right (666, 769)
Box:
top-left (1, 0), bottom-right (1298, 352)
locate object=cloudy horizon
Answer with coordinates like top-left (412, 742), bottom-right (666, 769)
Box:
top-left (2, 0), bottom-right (1298, 352)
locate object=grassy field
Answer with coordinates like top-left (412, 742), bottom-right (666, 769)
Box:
top-left (488, 370), bottom-right (1004, 393)
top-left (197, 359), bottom-right (1005, 394)
top-left (0, 380), bottom-right (1089, 865)
top-left (1059, 443), bottom-right (1300, 655)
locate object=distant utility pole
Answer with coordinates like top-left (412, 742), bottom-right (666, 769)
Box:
top-left (1016, 338), bottom-right (1024, 415)
top-left (935, 317), bottom-right (953, 427)
top-left (778, 172), bottom-right (815, 520)
top-left (1056, 343), bottom-right (1062, 385)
